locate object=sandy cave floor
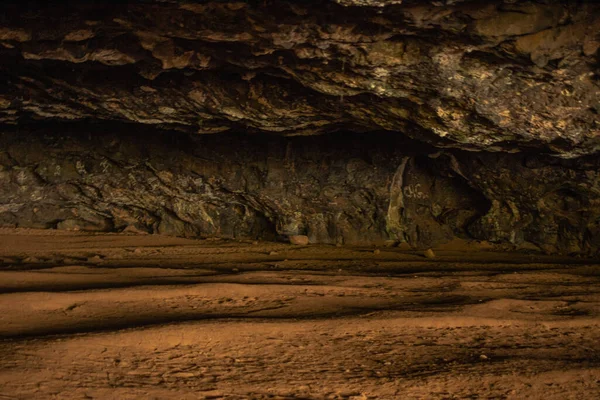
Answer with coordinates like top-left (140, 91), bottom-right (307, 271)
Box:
top-left (1, 229), bottom-right (600, 399)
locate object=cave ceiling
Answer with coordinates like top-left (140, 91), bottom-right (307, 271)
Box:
top-left (0, 0), bottom-right (598, 156)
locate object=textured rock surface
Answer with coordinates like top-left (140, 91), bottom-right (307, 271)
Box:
top-left (0, 0), bottom-right (598, 156)
top-left (1, 123), bottom-right (600, 254)
top-left (0, 0), bottom-right (599, 254)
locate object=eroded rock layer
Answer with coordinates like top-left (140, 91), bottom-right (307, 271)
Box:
top-left (1, 123), bottom-right (599, 254)
top-left (0, 0), bottom-right (598, 156)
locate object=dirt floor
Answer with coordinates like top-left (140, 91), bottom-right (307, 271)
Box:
top-left (1, 229), bottom-right (600, 399)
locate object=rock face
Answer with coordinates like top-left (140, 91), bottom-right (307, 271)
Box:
top-left (1, 123), bottom-right (600, 254)
top-left (0, 0), bottom-right (598, 155)
top-left (0, 0), bottom-right (599, 254)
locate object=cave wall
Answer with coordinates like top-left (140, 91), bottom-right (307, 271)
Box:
top-left (1, 124), bottom-right (599, 254)
top-left (0, 0), bottom-right (599, 254)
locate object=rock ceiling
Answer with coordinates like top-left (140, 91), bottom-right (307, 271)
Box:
top-left (0, 0), bottom-right (598, 156)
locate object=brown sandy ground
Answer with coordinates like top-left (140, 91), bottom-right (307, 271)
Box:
top-left (1, 229), bottom-right (600, 399)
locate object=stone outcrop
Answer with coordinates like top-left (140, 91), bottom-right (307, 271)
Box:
top-left (0, 0), bottom-right (599, 254)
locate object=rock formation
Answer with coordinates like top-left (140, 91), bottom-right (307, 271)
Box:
top-left (0, 0), bottom-right (599, 254)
